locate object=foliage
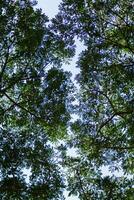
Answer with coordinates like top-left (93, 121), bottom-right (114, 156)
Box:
top-left (54, 0), bottom-right (134, 199)
top-left (0, 126), bottom-right (65, 199)
top-left (0, 0), bottom-right (74, 199)
top-left (0, 0), bottom-right (134, 199)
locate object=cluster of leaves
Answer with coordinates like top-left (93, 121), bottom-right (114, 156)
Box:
top-left (53, 0), bottom-right (134, 199)
top-left (0, 126), bottom-right (65, 199)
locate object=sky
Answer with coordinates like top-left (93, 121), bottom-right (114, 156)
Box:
top-left (36, 0), bottom-right (61, 17)
top-left (35, 1), bottom-right (126, 199)
top-left (36, 1), bottom-right (80, 200)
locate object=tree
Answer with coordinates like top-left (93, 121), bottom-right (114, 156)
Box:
top-left (53, 0), bottom-right (134, 199)
top-left (0, 0), bottom-right (74, 199)
top-left (1, 0), bottom-right (134, 199)
top-left (0, 126), bottom-right (65, 199)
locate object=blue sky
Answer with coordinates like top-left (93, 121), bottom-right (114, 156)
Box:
top-left (36, 0), bottom-right (61, 18)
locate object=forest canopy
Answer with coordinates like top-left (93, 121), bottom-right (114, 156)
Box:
top-left (0, 0), bottom-right (133, 199)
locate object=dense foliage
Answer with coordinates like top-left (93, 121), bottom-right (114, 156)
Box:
top-left (53, 0), bottom-right (134, 199)
top-left (0, 0), bottom-right (74, 199)
top-left (0, 0), bottom-right (133, 199)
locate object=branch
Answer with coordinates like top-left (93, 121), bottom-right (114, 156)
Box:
top-left (3, 104), bottom-right (15, 114)
top-left (0, 38), bottom-right (16, 84)
top-left (97, 113), bottom-right (116, 133)
top-left (88, 138), bottom-right (134, 151)
top-left (0, 50), bottom-right (9, 84)
top-left (102, 145), bottom-right (134, 150)
top-left (92, 89), bottom-right (116, 111)
top-left (3, 92), bottom-right (40, 120)
top-left (98, 110), bottom-right (133, 133)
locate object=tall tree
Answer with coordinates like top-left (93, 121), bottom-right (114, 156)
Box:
top-left (0, 0), bottom-right (74, 199)
top-left (53, 0), bottom-right (134, 199)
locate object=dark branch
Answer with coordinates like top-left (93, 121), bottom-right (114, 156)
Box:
top-left (3, 92), bottom-right (40, 120)
top-left (102, 145), bottom-right (134, 150)
top-left (88, 138), bottom-right (134, 151)
top-left (92, 89), bottom-right (116, 111)
top-left (97, 113), bottom-right (116, 133)
top-left (98, 110), bottom-right (133, 133)
top-left (0, 50), bottom-right (9, 84)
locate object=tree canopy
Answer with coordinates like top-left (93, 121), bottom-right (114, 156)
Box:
top-left (53, 0), bottom-right (134, 199)
top-left (0, 0), bottom-right (134, 199)
top-left (0, 0), bottom-right (73, 199)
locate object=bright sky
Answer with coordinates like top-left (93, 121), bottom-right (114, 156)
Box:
top-left (36, 0), bottom-right (62, 18)
top-left (36, 1), bottom-right (80, 200)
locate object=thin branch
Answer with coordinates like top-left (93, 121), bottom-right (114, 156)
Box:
top-left (3, 92), bottom-right (40, 120)
top-left (3, 104), bottom-right (15, 114)
top-left (102, 145), bottom-right (134, 150)
top-left (97, 113), bottom-right (116, 133)
top-left (2, 93), bottom-right (22, 114)
top-left (0, 50), bottom-right (9, 83)
top-left (98, 110), bottom-right (133, 133)
top-left (0, 38), bottom-right (16, 86)
top-left (88, 138), bottom-right (134, 151)
top-left (92, 89), bottom-right (116, 111)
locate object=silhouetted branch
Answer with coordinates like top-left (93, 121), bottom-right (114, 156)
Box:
top-left (98, 110), bottom-right (133, 133)
top-left (3, 92), bottom-right (39, 120)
